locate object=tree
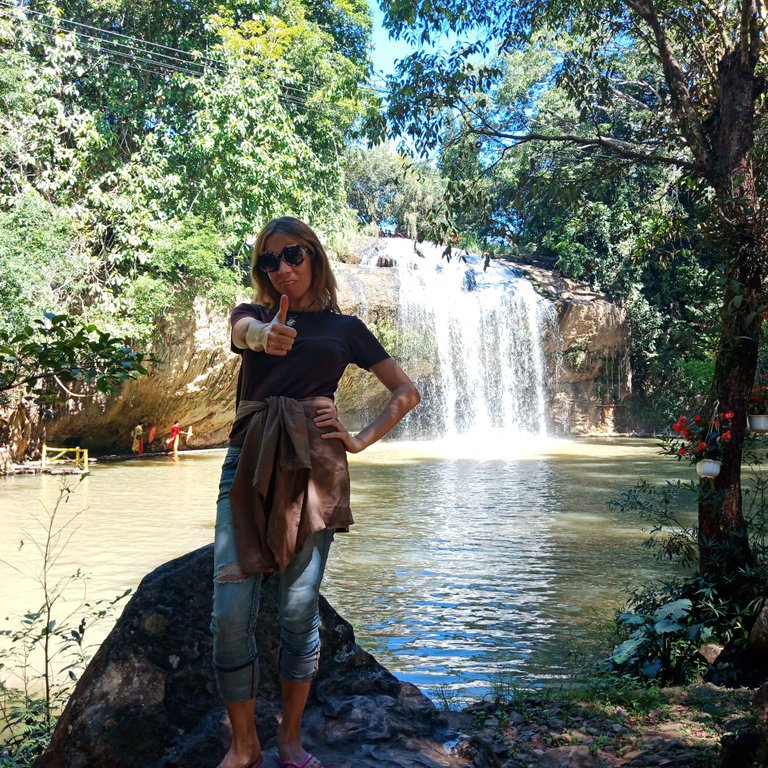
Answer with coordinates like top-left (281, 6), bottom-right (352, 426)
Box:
top-left (0, 313), bottom-right (147, 408)
top-left (384, 1), bottom-right (767, 579)
top-left (344, 143), bottom-right (446, 236)
top-left (0, 0), bottom-right (375, 343)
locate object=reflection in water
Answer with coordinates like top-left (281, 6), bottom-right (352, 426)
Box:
top-left (0, 439), bottom-right (693, 701)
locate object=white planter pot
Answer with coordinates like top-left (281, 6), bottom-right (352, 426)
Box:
top-left (748, 414), bottom-right (768, 432)
top-left (696, 459), bottom-right (722, 479)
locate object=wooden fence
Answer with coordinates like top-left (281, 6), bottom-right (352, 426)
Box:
top-left (41, 445), bottom-right (89, 471)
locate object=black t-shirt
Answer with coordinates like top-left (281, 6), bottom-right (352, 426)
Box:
top-left (228, 303), bottom-right (390, 445)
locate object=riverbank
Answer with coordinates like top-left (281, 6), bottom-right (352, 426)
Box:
top-left (28, 539), bottom-right (763, 767)
top-left (450, 681), bottom-right (755, 767)
top-left (2, 447), bottom-right (213, 475)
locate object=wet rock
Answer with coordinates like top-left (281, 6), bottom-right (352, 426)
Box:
top-left (37, 544), bottom-right (469, 768)
top-left (452, 734), bottom-right (502, 767)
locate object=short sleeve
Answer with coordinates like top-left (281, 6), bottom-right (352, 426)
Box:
top-left (348, 317), bottom-right (390, 370)
top-left (230, 303), bottom-right (271, 354)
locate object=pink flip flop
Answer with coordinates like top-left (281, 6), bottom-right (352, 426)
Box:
top-left (275, 755), bottom-right (322, 768)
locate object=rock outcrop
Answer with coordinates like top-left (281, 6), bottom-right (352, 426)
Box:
top-left (515, 263), bottom-right (629, 435)
top-left (37, 546), bottom-right (485, 768)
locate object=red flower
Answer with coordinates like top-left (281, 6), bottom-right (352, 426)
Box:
top-left (678, 447), bottom-right (687, 456)
top-left (697, 441), bottom-right (708, 452)
top-left (723, 411), bottom-right (734, 420)
top-left (694, 415), bottom-right (702, 424)
top-left (722, 430), bottom-right (732, 441)
top-left (672, 416), bottom-right (688, 433)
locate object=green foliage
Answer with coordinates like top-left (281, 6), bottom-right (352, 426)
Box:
top-left (610, 479), bottom-right (700, 567)
top-left (344, 144), bottom-right (446, 238)
top-left (0, 0), bottom-right (374, 348)
top-left (365, 314), bottom-right (402, 354)
top-left (607, 447), bottom-right (768, 684)
top-left (146, 217), bottom-right (240, 308)
top-left (0, 192), bottom-right (81, 336)
top-left (0, 313), bottom-right (147, 407)
top-left (608, 575), bottom-right (764, 685)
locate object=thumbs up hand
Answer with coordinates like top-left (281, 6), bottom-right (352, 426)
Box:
top-left (273, 294), bottom-right (290, 326)
top-left (244, 295), bottom-right (297, 355)
top-left (266, 295), bottom-right (297, 355)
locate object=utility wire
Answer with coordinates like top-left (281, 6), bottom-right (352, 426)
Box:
top-left (1, 0), bottom-right (387, 118)
top-left (7, 15), bottom-right (351, 120)
top-left (0, 0), bottom-right (227, 73)
top-left (14, 15), bottom-right (216, 78)
top-left (0, 0), bottom-right (346, 96)
top-left (10, 10), bottom-right (368, 106)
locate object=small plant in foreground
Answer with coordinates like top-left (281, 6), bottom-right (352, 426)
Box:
top-left (0, 478), bottom-right (130, 765)
top-left (607, 443), bottom-right (768, 686)
top-left (607, 573), bottom-right (764, 685)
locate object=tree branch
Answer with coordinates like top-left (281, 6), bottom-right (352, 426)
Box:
top-left (53, 375), bottom-right (87, 398)
top-left (611, 78), bottom-right (661, 108)
top-left (474, 128), bottom-right (697, 171)
top-left (623, 0), bottom-right (714, 173)
top-left (740, 0), bottom-right (760, 65)
top-left (656, 6), bottom-right (721, 83)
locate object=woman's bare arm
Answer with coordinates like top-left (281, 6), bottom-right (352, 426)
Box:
top-left (320, 358), bottom-right (420, 452)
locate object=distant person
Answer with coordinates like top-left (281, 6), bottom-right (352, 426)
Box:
top-left (131, 423), bottom-right (143, 455)
top-left (166, 420), bottom-right (181, 454)
top-left (211, 216), bottom-right (420, 768)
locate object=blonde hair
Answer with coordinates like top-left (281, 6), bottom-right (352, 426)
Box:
top-left (250, 217), bottom-right (339, 312)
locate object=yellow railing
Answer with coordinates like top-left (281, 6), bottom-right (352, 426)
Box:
top-left (41, 445), bottom-right (89, 471)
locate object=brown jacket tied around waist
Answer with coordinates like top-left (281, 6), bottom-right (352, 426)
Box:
top-left (229, 396), bottom-right (353, 573)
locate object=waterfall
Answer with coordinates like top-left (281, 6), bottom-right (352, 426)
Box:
top-left (371, 240), bottom-right (558, 440)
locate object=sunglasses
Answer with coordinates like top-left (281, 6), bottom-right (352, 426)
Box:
top-left (256, 244), bottom-right (310, 273)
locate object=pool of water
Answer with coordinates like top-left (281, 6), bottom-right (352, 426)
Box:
top-left (0, 437), bottom-right (694, 701)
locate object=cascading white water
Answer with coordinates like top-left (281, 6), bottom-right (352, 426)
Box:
top-left (372, 239), bottom-right (558, 440)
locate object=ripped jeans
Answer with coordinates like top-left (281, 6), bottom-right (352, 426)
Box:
top-left (210, 446), bottom-right (335, 702)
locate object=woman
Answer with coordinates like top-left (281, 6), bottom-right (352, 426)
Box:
top-left (131, 423), bottom-right (143, 455)
top-left (212, 216), bottom-right (420, 768)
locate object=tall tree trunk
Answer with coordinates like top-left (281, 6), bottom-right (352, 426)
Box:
top-left (697, 45), bottom-right (762, 579)
top-left (700, 255), bottom-right (759, 577)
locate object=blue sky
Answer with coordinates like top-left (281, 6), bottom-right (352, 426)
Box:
top-left (368, 0), bottom-right (415, 77)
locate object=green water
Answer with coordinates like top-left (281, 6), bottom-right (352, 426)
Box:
top-left (0, 437), bottom-right (694, 701)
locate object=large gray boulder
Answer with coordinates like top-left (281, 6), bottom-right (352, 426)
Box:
top-left (36, 546), bottom-right (481, 768)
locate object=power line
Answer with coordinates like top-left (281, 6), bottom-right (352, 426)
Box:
top-left (14, 15), bottom-right (217, 78)
top-left (0, 10), bottom-right (368, 120)
top-left (0, 0), bottom-right (345, 96)
top-left (4, 13), bottom-right (355, 121)
top-left (0, 0), bottom-right (226, 73)
top-left (1, 1), bottom-right (386, 122)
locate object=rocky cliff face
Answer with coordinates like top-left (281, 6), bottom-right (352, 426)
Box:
top-left (515, 263), bottom-right (630, 435)
top-left (37, 239), bottom-right (629, 455)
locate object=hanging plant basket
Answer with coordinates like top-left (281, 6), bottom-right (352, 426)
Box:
top-left (748, 414), bottom-right (768, 433)
top-left (696, 459), bottom-right (722, 479)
